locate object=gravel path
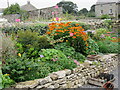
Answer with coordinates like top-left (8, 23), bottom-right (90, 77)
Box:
top-left (80, 66), bottom-right (119, 89)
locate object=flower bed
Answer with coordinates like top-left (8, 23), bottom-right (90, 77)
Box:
top-left (1, 21), bottom-right (119, 89)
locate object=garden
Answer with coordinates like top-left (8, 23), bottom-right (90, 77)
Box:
top-left (0, 20), bottom-right (119, 89)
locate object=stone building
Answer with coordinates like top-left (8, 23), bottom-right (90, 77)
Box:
top-left (95, 0), bottom-right (120, 19)
top-left (21, 1), bottom-right (63, 20)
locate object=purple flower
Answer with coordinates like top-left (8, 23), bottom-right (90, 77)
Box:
top-left (40, 55), bottom-right (44, 58)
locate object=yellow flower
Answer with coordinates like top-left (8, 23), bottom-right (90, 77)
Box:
top-left (28, 68), bottom-right (31, 70)
top-left (5, 74), bottom-right (10, 76)
top-left (18, 53), bottom-right (21, 57)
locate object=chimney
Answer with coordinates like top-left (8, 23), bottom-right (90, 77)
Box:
top-left (27, 1), bottom-right (30, 4)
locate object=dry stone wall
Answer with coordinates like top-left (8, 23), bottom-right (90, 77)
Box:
top-left (14, 54), bottom-right (118, 89)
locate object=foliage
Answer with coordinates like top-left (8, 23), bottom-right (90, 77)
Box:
top-left (39, 49), bottom-right (77, 69)
top-left (2, 24), bottom-right (48, 35)
top-left (57, 1), bottom-right (78, 15)
top-left (2, 54), bottom-right (50, 82)
top-left (72, 52), bottom-right (86, 62)
top-left (99, 14), bottom-right (112, 19)
top-left (46, 22), bottom-right (89, 55)
top-left (3, 3), bottom-right (21, 15)
top-left (93, 28), bottom-right (108, 40)
top-left (86, 38), bottom-right (99, 55)
top-left (1, 32), bottom-right (16, 59)
top-left (97, 40), bottom-right (118, 53)
top-left (0, 61), bottom-right (2, 89)
top-left (2, 74), bottom-right (15, 88)
top-left (16, 30), bottom-right (51, 58)
top-left (102, 20), bottom-right (113, 30)
top-left (54, 42), bottom-right (86, 62)
top-left (78, 8), bottom-right (88, 16)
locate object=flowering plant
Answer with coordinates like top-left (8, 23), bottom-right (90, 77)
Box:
top-left (46, 22), bottom-right (89, 55)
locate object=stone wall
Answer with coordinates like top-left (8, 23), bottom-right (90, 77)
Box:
top-left (13, 54), bottom-right (118, 89)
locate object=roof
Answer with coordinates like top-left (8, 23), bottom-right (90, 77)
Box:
top-left (20, 1), bottom-right (37, 11)
top-left (96, 0), bottom-right (120, 4)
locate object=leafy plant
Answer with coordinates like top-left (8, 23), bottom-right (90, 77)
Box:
top-left (39, 49), bottom-right (77, 69)
top-left (54, 42), bottom-right (86, 62)
top-left (1, 32), bottom-right (17, 59)
top-left (2, 74), bottom-right (15, 88)
top-left (85, 38), bottom-right (99, 55)
top-left (16, 30), bottom-right (51, 58)
top-left (97, 40), bottom-right (118, 53)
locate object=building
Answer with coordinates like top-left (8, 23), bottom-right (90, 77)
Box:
top-left (95, 0), bottom-right (120, 19)
top-left (21, 1), bottom-right (63, 20)
top-left (0, 8), bottom-right (4, 16)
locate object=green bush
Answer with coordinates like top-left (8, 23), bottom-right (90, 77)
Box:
top-left (39, 49), bottom-right (77, 69)
top-left (2, 74), bottom-right (15, 88)
top-left (99, 14), bottom-right (111, 19)
top-left (54, 42), bottom-right (75, 57)
top-left (16, 30), bottom-right (51, 58)
top-left (1, 32), bottom-right (16, 59)
top-left (2, 53), bottom-right (51, 82)
top-left (54, 42), bottom-right (86, 62)
top-left (2, 24), bottom-right (48, 35)
top-left (97, 40), bottom-right (118, 53)
top-left (93, 28), bottom-right (108, 41)
top-left (86, 38), bottom-right (99, 55)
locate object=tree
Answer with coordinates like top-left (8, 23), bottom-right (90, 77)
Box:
top-left (78, 8), bottom-right (88, 16)
top-left (3, 3), bottom-right (28, 20)
top-left (3, 3), bottom-right (21, 15)
top-left (57, 1), bottom-right (78, 15)
top-left (87, 5), bottom-right (95, 17)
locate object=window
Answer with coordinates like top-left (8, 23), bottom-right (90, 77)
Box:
top-left (110, 9), bottom-right (112, 13)
top-left (101, 10), bottom-right (103, 14)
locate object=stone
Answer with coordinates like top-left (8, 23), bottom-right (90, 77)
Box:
top-left (44, 76), bottom-right (52, 82)
top-left (49, 73), bottom-right (58, 80)
top-left (82, 62), bottom-right (90, 68)
top-left (60, 84), bottom-right (67, 88)
top-left (64, 69), bottom-right (71, 75)
top-left (38, 79), bottom-right (48, 85)
top-left (66, 74), bottom-right (74, 79)
top-left (15, 79), bottom-right (39, 88)
top-left (54, 70), bottom-right (66, 79)
top-left (54, 83), bottom-right (59, 88)
top-left (36, 85), bottom-right (44, 89)
top-left (43, 83), bottom-right (52, 87)
top-left (48, 85), bottom-right (55, 88)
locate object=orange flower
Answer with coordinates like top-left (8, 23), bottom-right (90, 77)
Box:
top-left (72, 36), bottom-right (76, 38)
top-left (46, 32), bottom-right (51, 34)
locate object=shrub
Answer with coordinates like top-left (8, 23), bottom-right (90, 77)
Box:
top-left (2, 53), bottom-right (51, 82)
top-left (97, 40), bottom-right (118, 53)
top-left (93, 28), bottom-right (108, 41)
top-left (2, 74), bottom-right (15, 88)
top-left (54, 42), bottom-right (75, 57)
top-left (16, 30), bottom-right (51, 58)
top-left (46, 22), bottom-right (89, 56)
top-left (54, 42), bottom-right (86, 62)
top-left (86, 38), bottom-right (99, 55)
top-left (2, 24), bottom-right (48, 35)
top-left (38, 49), bottom-right (77, 69)
top-left (1, 32), bottom-right (16, 59)
top-left (100, 14), bottom-right (111, 19)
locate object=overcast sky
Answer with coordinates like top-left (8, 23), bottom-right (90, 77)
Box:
top-left (0, 0), bottom-right (98, 10)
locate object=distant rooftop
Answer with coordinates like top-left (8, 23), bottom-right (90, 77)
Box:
top-left (96, 0), bottom-right (120, 4)
top-left (21, 1), bottom-right (37, 11)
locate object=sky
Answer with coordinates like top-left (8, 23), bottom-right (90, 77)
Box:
top-left (0, 0), bottom-right (98, 10)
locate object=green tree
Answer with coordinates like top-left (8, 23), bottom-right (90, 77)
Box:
top-left (78, 8), bottom-right (88, 16)
top-left (3, 3), bottom-right (28, 20)
top-left (87, 5), bottom-right (95, 17)
top-left (3, 3), bottom-right (21, 15)
top-left (57, 1), bottom-right (78, 15)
